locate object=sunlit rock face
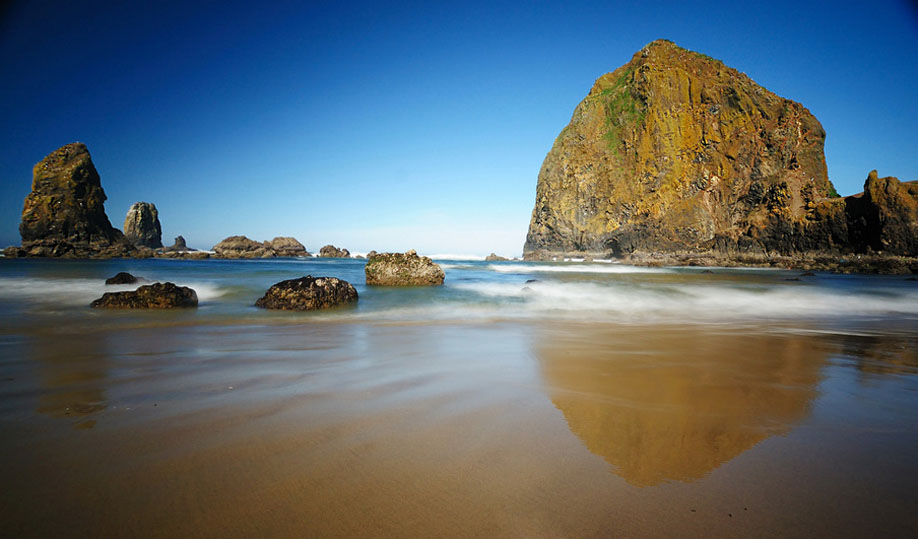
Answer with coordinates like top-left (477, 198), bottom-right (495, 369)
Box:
top-left (20, 143), bottom-right (126, 257)
top-left (524, 39), bottom-right (834, 258)
top-left (536, 326), bottom-right (826, 486)
top-left (123, 202), bottom-right (162, 248)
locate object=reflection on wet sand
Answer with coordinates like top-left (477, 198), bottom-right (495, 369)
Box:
top-left (29, 331), bottom-right (108, 429)
top-left (537, 325), bottom-right (828, 486)
top-left (842, 333), bottom-right (918, 378)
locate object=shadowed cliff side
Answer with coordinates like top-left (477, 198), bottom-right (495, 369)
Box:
top-left (524, 40), bottom-right (916, 262)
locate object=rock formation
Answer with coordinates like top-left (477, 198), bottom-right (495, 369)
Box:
top-left (169, 235), bottom-right (188, 250)
top-left (90, 282), bottom-right (198, 308)
top-left (212, 235), bottom-right (308, 258)
top-left (365, 250), bottom-right (445, 286)
top-left (18, 143), bottom-right (128, 257)
top-left (266, 237), bottom-right (308, 257)
top-left (319, 244), bottom-right (350, 258)
top-left (123, 202), bottom-right (162, 248)
top-left (255, 276), bottom-right (358, 311)
top-left (485, 253), bottom-right (508, 261)
top-left (524, 40), bottom-right (917, 261)
top-left (212, 236), bottom-right (274, 258)
top-left (104, 272), bottom-right (139, 285)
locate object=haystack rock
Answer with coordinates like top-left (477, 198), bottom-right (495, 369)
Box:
top-left (266, 237), bottom-right (308, 257)
top-left (365, 250), bottom-right (445, 286)
top-left (525, 40), bottom-right (858, 259)
top-left (123, 202), bottom-right (162, 248)
top-left (19, 143), bottom-right (126, 257)
top-left (319, 244), bottom-right (350, 258)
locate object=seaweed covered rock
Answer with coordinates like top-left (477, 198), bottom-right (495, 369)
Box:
top-left (266, 237), bottom-right (308, 257)
top-left (255, 275), bottom-right (358, 311)
top-left (123, 202), bottom-right (162, 248)
top-left (90, 282), bottom-right (197, 309)
top-left (104, 272), bottom-right (139, 285)
top-left (19, 143), bottom-right (126, 257)
top-left (364, 250), bottom-right (445, 286)
top-left (319, 244), bottom-right (350, 258)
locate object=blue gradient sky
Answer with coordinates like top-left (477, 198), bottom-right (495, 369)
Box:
top-left (1, 0), bottom-right (916, 256)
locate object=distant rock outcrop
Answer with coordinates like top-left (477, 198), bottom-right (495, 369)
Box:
top-left (19, 143), bottom-right (129, 257)
top-left (365, 250), bottom-right (445, 286)
top-left (212, 235), bottom-right (308, 258)
top-left (213, 235), bottom-right (273, 258)
top-left (90, 282), bottom-right (198, 308)
top-left (485, 253), bottom-right (508, 261)
top-left (319, 244), bottom-right (350, 258)
top-left (266, 237), bottom-right (308, 257)
top-left (255, 276), bottom-right (358, 311)
top-left (524, 40), bottom-right (917, 261)
top-left (123, 202), bottom-right (162, 248)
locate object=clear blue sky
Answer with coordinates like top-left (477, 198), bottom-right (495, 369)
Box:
top-left (1, 0), bottom-right (916, 255)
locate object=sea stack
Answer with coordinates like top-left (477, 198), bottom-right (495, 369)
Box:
top-left (123, 202), bottom-right (163, 248)
top-left (19, 143), bottom-right (126, 257)
top-left (525, 40), bottom-right (844, 259)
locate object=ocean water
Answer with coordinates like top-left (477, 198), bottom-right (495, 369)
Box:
top-left (1, 257), bottom-right (916, 537)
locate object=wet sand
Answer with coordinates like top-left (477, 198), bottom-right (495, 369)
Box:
top-left (1, 320), bottom-right (917, 537)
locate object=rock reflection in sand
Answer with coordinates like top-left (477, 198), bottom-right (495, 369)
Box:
top-left (536, 325), bottom-right (827, 486)
top-left (29, 331), bottom-right (108, 429)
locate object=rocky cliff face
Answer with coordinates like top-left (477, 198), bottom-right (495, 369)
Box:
top-left (525, 40), bottom-right (855, 258)
top-left (19, 143), bottom-right (127, 257)
top-left (123, 202), bottom-right (162, 248)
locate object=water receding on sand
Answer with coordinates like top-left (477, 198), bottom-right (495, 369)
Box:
top-left (0, 258), bottom-right (916, 536)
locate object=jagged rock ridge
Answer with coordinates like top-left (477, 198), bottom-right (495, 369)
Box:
top-left (524, 40), bottom-right (917, 258)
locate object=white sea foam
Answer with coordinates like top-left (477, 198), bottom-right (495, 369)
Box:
top-left (488, 263), bottom-right (672, 274)
top-left (426, 253), bottom-right (489, 261)
top-left (0, 277), bottom-right (227, 306)
top-left (452, 280), bottom-right (918, 322)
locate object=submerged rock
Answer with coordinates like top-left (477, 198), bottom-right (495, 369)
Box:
top-left (365, 250), bottom-right (445, 286)
top-left (266, 237), bottom-right (308, 257)
top-left (90, 282), bottom-right (197, 309)
top-left (19, 143), bottom-right (127, 257)
top-left (123, 202), bottom-right (162, 248)
top-left (255, 275), bottom-right (358, 311)
top-left (105, 272), bottom-right (139, 285)
top-left (319, 244), bottom-right (350, 258)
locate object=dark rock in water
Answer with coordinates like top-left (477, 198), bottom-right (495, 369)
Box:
top-left (522, 40), bottom-right (918, 262)
top-left (3, 246), bottom-right (25, 258)
top-left (105, 272), bottom-right (139, 285)
top-left (19, 143), bottom-right (128, 257)
top-left (701, 270), bottom-right (714, 274)
top-left (266, 237), bottom-right (307, 257)
top-left (91, 282), bottom-right (197, 309)
top-left (485, 252), bottom-right (508, 261)
top-left (365, 250), bottom-right (445, 286)
top-left (319, 244), bottom-right (350, 258)
top-left (213, 235), bottom-right (273, 258)
top-left (123, 202), bottom-right (162, 248)
top-left (525, 279), bottom-right (541, 284)
top-left (784, 278), bottom-right (801, 282)
top-left (255, 275), bottom-right (357, 311)
top-left (366, 250), bottom-right (377, 259)
top-left (800, 271), bottom-right (816, 277)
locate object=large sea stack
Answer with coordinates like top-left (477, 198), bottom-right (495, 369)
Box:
top-left (524, 40), bottom-right (917, 260)
top-left (18, 143), bottom-right (127, 257)
top-left (123, 202), bottom-right (163, 248)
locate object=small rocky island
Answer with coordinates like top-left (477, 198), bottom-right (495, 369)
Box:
top-left (124, 202), bottom-right (163, 249)
top-left (91, 282), bottom-right (198, 309)
top-left (365, 250), bottom-right (445, 286)
top-left (212, 236), bottom-right (308, 258)
top-left (319, 244), bottom-right (350, 258)
top-left (524, 40), bottom-right (917, 271)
